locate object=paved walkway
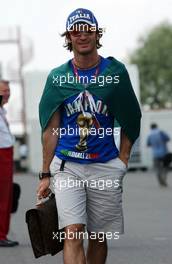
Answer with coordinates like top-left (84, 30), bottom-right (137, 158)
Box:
top-left (0, 170), bottom-right (172, 264)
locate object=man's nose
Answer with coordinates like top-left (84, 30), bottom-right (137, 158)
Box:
top-left (79, 33), bottom-right (88, 40)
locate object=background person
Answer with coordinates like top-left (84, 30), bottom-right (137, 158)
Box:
top-left (0, 80), bottom-right (19, 247)
top-left (147, 123), bottom-right (170, 187)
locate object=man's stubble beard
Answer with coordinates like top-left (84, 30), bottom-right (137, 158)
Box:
top-left (77, 49), bottom-right (94, 55)
top-left (73, 41), bottom-right (97, 56)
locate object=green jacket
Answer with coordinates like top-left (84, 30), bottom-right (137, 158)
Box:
top-left (39, 57), bottom-right (141, 144)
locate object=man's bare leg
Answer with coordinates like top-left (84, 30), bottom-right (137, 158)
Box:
top-left (86, 232), bottom-right (107, 264)
top-left (63, 224), bottom-right (86, 264)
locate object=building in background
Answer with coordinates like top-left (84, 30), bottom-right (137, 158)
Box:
top-left (0, 26), bottom-right (33, 172)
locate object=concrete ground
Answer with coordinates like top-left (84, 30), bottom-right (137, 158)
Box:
top-left (0, 170), bottom-right (172, 264)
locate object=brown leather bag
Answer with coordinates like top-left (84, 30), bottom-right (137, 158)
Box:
top-left (25, 193), bottom-right (64, 258)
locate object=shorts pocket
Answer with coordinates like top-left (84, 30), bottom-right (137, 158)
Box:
top-left (116, 157), bottom-right (128, 170)
top-left (50, 156), bottom-right (62, 175)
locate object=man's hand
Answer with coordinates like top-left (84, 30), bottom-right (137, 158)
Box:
top-left (119, 129), bottom-right (133, 167)
top-left (118, 154), bottom-right (130, 167)
top-left (37, 177), bottom-right (51, 199)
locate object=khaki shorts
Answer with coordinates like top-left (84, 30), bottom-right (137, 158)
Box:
top-left (51, 156), bottom-right (127, 234)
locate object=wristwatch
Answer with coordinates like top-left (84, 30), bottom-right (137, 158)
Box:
top-left (39, 171), bottom-right (51, 180)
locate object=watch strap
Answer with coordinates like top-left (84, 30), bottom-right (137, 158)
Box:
top-left (39, 172), bottom-right (51, 180)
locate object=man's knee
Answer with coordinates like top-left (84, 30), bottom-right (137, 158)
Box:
top-left (64, 224), bottom-right (85, 244)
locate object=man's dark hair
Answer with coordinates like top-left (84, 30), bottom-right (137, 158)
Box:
top-left (0, 80), bottom-right (9, 85)
top-left (61, 29), bottom-right (103, 52)
top-left (151, 123), bottom-right (158, 129)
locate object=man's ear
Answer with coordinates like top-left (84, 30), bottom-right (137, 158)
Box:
top-left (66, 33), bottom-right (72, 43)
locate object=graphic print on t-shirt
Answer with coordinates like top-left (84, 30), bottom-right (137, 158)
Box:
top-left (76, 112), bottom-right (95, 152)
top-left (55, 90), bottom-right (119, 163)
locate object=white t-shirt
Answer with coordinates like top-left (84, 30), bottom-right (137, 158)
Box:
top-left (0, 107), bottom-right (14, 148)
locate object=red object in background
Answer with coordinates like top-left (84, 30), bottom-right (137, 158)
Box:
top-left (0, 147), bottom-right (13, 240)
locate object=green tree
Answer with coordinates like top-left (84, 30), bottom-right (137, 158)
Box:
top-left (130, 22), bottom-right (172, 109)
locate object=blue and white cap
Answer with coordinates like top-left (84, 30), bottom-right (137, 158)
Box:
top-left (66, 8), bottom-right (98, 31)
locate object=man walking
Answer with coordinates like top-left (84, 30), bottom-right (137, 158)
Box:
top-left (37, 8), bottom-right (141, 263)
top-left (147, 123), bottom-right (170, 187)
